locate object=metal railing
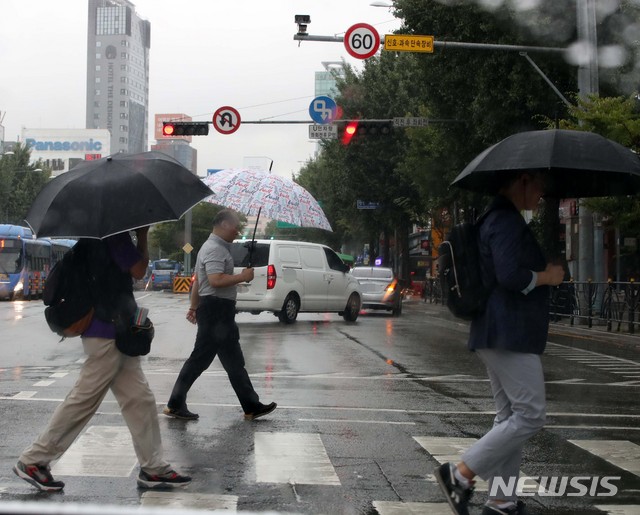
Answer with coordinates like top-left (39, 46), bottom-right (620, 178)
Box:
top-left (550, 279), bottom-right (640, 334)
top-left (422, 277), bottom-right (640, 334)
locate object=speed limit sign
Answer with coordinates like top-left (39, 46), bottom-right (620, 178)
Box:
top-left (344, 23), bottom-right (381, 60)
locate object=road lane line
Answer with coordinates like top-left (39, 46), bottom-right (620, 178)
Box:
top-left (12, 391), bottom-right (36, 399)
top-left (33, 380), bottom-right (55, 387)
top-left (52, 425), bottom-right (136, 477)
top-left (595, 505), bottom-right (640, 515)
top-left (254, 431), bottom-right (340, 485)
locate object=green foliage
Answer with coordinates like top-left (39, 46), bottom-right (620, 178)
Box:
top-left (541, 95), bottom-right (640, 233)
top-left (0, 143), bottom-right (51, 226)
top-left (148, 203), bottom-right (247, 260)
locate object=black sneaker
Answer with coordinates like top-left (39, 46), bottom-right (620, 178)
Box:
top-left (244, 402), bottom-right (277, 420)
top-left (163, 405), bottom-right (199, 420)
top-left (482, 501), bottom-right (527, 515)
top-left (434, 462), bottom-right (474, 515)
top-left (137, 469), bottom-right (192, 489)
top-left (13, 460), bottom-right (65, 492)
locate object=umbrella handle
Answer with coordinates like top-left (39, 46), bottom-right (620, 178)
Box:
top-left (248, 206), bottom-right (261, 268)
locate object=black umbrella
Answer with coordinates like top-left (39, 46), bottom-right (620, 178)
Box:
top-left (451, 129), bottom-right (640, 198)
top-left (26, 151), bottom-right (213, 238)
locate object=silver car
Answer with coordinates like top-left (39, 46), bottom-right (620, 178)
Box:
top-left (350, 266), bottom-right (403, 316)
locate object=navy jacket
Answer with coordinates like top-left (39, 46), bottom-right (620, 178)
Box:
top-left (468, 195), bottom-right (550, 354)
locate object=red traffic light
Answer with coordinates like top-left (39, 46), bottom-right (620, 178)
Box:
top-left (342, 121), bottom-right (359, 145)
top-left (162, 123), bottom-right (175, 136)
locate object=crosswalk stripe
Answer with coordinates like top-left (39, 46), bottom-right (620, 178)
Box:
top-left (413, 436), bottom-right (539, 493)
top-left (373, 500), bottom-right (453, 514)
top-left (52, 425), bottom-right (136, 477)
top-left (569, 440), bottom-right (640, 476)
top-left (595, 505), bottom-right (640, 514)
top-left (254, 431), bottom-right (340, 485)
top-left (141, 491), bottom-right (238, 510)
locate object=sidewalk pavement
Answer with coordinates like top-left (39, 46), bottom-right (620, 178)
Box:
top-left (404, 295), bottom-right (640, 352)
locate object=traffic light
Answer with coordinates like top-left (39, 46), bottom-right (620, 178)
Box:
top-left (162, 121), bottom-right (209, 136)
top-left (340, 120), bottom-right (393, 145)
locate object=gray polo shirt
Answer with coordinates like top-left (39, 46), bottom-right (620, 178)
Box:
top-left (195, 233), bottom-right (236, 301)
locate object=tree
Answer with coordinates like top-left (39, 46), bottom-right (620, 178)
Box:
top-left (0, 142), bottom-right (51, 226)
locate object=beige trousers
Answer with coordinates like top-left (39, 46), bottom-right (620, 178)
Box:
top-left (20, 337), bottom-right (171, 475)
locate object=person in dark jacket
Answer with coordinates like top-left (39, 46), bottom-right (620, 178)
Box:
top-left (435, 172), bottom-right (565, 515)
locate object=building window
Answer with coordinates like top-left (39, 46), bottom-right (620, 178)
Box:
top-left (120, 100), bottom-right (128, 107)
top-left (96, 53), bottom-right (101, 59)
top-left (94, 101), bottom-right (100, 107)
top-left (95, 89), bottom-right (101, 96)
top-left (95, 65), bottom-right (101, 72)
top-left (96, 41), bottom-right (102, 47)
top-left (119, 113), bottom-right (128, 119)
top-left (94, 113), bottom-right (100, 119)
top-left (120, 125), bottom-right (128, 132)
top-left (95, 77), bottom-right (101, 83)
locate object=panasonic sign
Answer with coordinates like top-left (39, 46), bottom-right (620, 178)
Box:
top-left (25, 138), bottom-right (103, 152)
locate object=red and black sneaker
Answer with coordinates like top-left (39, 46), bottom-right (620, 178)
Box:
top-left (13, 460), bottom-right (65, 492)
top-left (137, 469), bottom-right (191, 489)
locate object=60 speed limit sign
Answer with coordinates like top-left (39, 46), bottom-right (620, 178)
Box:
top-left (344, 23), bottom-right (380, 60)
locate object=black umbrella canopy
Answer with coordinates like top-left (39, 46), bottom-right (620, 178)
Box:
top-left (451, 129), bottom-right (640, 198)
top-left (26, 151), bottom-right (213, 238)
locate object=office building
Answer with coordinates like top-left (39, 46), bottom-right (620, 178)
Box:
top-left (86, 0), bottom-right (150, 154)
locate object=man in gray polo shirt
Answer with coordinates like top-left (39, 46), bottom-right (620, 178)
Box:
top-left (164, 209), bottom-right (277, 421)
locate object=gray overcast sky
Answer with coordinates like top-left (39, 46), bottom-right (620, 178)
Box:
top-left (0, 0), bottom-right (401, 178)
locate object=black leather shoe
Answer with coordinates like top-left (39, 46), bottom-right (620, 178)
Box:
top-left (244, 402), bottom-right (277, 420)
top-left (163, 406), bottom-right (199, 420)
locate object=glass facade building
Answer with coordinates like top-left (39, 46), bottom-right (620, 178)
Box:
top-left (86, 0), bottom-right (150, 154)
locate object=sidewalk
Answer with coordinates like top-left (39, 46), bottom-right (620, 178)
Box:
top-left (404, 296), bottom-right (640, 352)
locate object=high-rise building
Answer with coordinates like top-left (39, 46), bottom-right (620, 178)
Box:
top-left (86, 0), bottom-right (150, 155)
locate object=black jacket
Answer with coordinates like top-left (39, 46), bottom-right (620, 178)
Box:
top-left (468, 195), bottom-right (550, 354)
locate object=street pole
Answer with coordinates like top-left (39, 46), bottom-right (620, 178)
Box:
top-left (576, 0), bottom-right (600, 285)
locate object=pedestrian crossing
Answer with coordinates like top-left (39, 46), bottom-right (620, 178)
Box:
top-left (35, 426), bottom-right (640, 514)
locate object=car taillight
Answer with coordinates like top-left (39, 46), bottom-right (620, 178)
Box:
top-left (267, 264), bottom-right (277, 290)
top-left (386, 280), bottom-right (397, 292)
top-left (151, 273), bottom-right (155, 281)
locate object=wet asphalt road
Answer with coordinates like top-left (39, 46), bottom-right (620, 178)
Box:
top-left (0, 292), bottom-right (638, 515)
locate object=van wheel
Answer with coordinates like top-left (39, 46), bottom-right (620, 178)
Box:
top-left (342, 293), bottom-right (361, 322)
top-left (278, 294), bottom-right (299, 324)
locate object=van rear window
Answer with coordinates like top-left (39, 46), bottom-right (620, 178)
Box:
top-left (230, 242), bottom-right (270, 267)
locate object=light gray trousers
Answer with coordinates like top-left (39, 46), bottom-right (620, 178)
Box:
top-left (20, 337), bottom-right (171, 476)
top-left (461, 349), bottom-right (546, 501)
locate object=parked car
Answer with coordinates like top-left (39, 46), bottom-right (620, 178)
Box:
top-left (230, 239), bottom-right (362, 323)
top-left (350, 266), bottom-right (403, 316)
top-left (147, 259), bottom-right (181, 290)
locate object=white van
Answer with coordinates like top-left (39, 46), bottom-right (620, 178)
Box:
top-left (230, 239), bottom-right (362, 323)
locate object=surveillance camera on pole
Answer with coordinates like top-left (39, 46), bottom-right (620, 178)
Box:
top-left (295, 14), bottom-right (311, 36)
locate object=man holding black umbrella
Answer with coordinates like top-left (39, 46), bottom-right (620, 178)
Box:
top-left (14, 227), bottom-right (191, 491)
top-left (435, 172), bottom-right (564, 515)
top-left (164, 209), bottom-right (277, 421)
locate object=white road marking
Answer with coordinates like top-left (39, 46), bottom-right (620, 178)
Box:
top-left (52, 426), bottom-right (136, 477)
top-left (49, 372), bottom-right (69, 378)
top-left (254, 431), bottom-right (340, 485)
top-left (33, 380), bottom-right (55, 387)
top-left (595, 505), bottom-right (640, 515)
top-left (414, 436), bottom-right (538, 493)
top-left (12, 391), bottom-right (36, 399)
top-left (373, 500), bottom-right (453, 514)
top-left (299, 418), bottom-right (415, 425)
top-left (569, 440), bottom-right (640, 476)
top-left (141, 491), bottom-right (238, 510)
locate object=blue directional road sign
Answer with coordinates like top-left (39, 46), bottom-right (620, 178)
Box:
top-left (309, 96), bottom-right (338, 125)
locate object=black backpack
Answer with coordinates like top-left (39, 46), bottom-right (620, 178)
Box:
top-left (43, 239), bottom-right (104, 338)
top-left (437, 212), bottom-right (492, 320)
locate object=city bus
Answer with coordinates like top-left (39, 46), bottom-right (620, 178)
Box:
top-left (0, 225), bottom-right (75, 300)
